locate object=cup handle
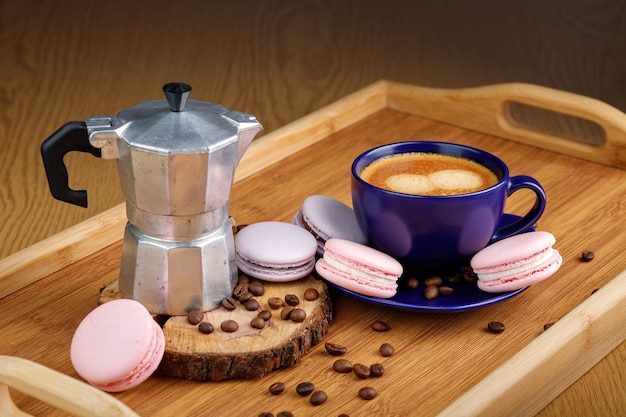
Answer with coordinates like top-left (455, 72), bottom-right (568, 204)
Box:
top-left (490, 175), bottom-right (546, 242)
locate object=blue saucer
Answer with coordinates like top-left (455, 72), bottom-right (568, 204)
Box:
top-left (324, 214), bottom-right (529, 313)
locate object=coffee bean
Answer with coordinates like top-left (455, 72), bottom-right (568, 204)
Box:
top-left (447, 272), bottom-right (462, 285)
top-left (198, 322), bottom-right (214, 334)
top-left (238, 291), bottom-right (254, 303)
top-left (250, 317), bottom-right (265, 329)
top-left (248, 281), bottom-right (265, 296)
top-left (303, 287), bottom-right (319, 301)
top-left (438, 285), bottom-right (454, 296)
top-left (424, 275), bottom-right (443, 287)
top-left (310, 391), bottom-right (327, 406)
top-left (285, 294), bottom-right (300, 306)
top-left (333, 359), bottom-right (353, 373)
top-left (353, 363), bottom-right (371, 379)
top-left (289, 308), bottom-right (306, 323)
top-left (258, 309), bottom-right (272, 321)
top-left (258, 413), bottom-right (274, 417)
top-left (187, 309), bottom-right (204, 325)
top-left (221, 319), bottom-right (238, 332)
top-left (358, 387), bottom-right (377, 400)
top-left (424, 285), bottom-right (439, 300)
top-left (276, 412), bottom-right (293, 417)
top-left (245, 298), bottom-right (260, 311)
top-left (296, 381), bottom-right (315, 396)
top-left (325, 342), bottom-right (347, 356)
top-left (371, 320), bottom-right (390, 332)
top-left (280, 306), bottom-right (294, 320)
top-left (268, 297), bottom-right (284, 309)
top-left (153, 314), bottom-right (171, 327)
top-left (268, 381), bottom-right (285, 395)
top-left (233, 282), bottom-right (249, 299)
top-left (369, 363), bottom-right (384, 377)
top-left (487, 321), bottom-right (505, 333)
top-left (221, 297), bottom-right (237, 311)
top-left (379, 343), bottom-right (395, 357)
top-left (405, 277), bottom-right (419, 290)
top-left (581, 250), bottom-right (595, 262)
top-left (463, 267), bottom-right (478, 283)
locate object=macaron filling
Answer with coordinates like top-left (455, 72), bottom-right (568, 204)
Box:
top-left (322, 251), bottom-right (398, 288)
top-left (236, 252), bottom-right (315, 279)
top-left (474, 247), bottom-right (556, 281)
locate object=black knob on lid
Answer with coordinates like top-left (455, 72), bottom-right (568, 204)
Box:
top-left (163, 82), bottom-right (192, 112)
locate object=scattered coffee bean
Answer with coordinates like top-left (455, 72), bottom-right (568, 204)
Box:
top-left (447, 272), bottom-right (462, 285)
top-left (268, 297), bottom-right (284, 309)
top-left (325, 342), bottom-right (348, 356)
top-left (438, 285), bottom-right (454, 296)
top-left (258, 309), bottom-right (272, 321)
top-left (581, 250), bottom-right (595, 262)
top-left (296, 381), bottom-right (315, 396)
top-left (277, 412), bottom-right (293, 417)
top-left (250, 317), bottom-right (266, 329)
top-left (338, 414), bottom-right (350, 417)
top-left (221, 319), bottom-right (238, 333)
top-left (245, 298), bottom-right (260, 311)
top-left (487, 321), bottom-right (506, 333)
top-left (258, 413), bottom-right (273, 417)
top-left (379, 343), bottom-right (395, 357)
top-left (238, 291), bottom-right (254, 303)
top-left (221, 297), bottom-right (237, 311)
top-left (543, 322), bottom-right (555, 331)
top-left (289, 308), bottom-right (307, 323)
top-left (358, 387), bottom-right (377, 400)
top-left (424, 285), bottom-right (439, 300)
top-left (371, 320), bottom-right (390, 332)
top-left (233, 282), bottom-right (249, 299)
top-left (333, 359), bottom-right (353, 373)
top-left (284, 294), bottom-right (300, 306)
top-left (463, 267), bottom-right (478, 283)
top-left (248, 281), bottom-right (265, 296)
top-left (187, 309), bottom-right (204, 325)
top-left (153, 314), bottom-right (171, 327)
top-left (303, 287), bottom-right (320, 301)
top-left (280, 306), bottom-right (294, 320)
top-left (353, 363), bottom-right (371, 379)
top-left (424, 275), bottom-right (443, 287)
top-left (310, 391), bottom-right (328, 406)
top-left (198, 322), bottom-right (214, 334)
top-left (268, 381), bottom-right (285, 395)
top-left (369, 363), bottom-right (385, 377)
top-left (405, 277), bottom-right (419, 290)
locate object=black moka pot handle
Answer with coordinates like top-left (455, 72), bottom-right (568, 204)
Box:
top-left (40, 121), bottom-right (102, 208)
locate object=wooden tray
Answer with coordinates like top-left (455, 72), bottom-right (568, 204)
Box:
top-left (1, 80), bottom-right (625, 416)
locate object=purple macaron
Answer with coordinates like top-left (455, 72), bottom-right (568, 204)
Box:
top-left (292, 195), bottom-right (368, 256)
top-left (235, 221), bottom-right (317, 282)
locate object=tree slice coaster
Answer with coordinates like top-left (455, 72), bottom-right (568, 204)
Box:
top-left (99, 275), bottom-right (332, 381)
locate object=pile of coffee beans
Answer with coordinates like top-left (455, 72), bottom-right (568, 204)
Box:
top-left (258, 319), bottom-right (394, 415)
top-left (402, 265), bottom-right (478, 300)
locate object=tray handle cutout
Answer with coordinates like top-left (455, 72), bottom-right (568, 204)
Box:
top-left (385, 81), bottom-right (626, 169)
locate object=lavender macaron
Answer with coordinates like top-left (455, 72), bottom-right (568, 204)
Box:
top-left (235, 221), bottom-right (317, 282)
top-left (293, 195), bottom-right (367, 256)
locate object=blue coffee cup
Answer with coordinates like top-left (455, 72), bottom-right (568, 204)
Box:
top-left (351, 141), bottom-right (546, 268)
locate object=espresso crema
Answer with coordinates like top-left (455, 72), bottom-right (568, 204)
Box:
top-left (360, 152), bottom-right (498, 196)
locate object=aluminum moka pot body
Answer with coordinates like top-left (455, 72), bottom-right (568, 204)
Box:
top-left (41, 83), bottom-right (263, 315)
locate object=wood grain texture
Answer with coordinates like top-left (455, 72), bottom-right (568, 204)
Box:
top-left (2, 0), bottom-right (626, 415)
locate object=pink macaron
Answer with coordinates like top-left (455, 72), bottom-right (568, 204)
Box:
top-left (70, 299), bottom-right (165, 392)
top-left (470, 231), bottom-right (562, 293)
top-left (315, 238), bottom-right (403, 298)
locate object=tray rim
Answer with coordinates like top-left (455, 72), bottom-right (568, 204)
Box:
top-left (1, 80), bottom-right (625, 417)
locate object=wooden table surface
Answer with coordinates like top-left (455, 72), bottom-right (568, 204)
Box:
top-left (1, 1), bottom-right (625, 415)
